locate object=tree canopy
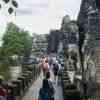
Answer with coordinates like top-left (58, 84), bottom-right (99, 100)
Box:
top-left (2, 23), bottom-right (32, 58)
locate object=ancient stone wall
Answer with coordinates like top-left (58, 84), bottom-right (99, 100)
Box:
top-left (78, 0), bottom-right (100, 83)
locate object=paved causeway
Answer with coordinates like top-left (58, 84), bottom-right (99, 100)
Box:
top-left (22, 73), bottom-right (64, 100)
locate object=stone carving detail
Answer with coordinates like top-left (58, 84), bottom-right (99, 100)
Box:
top-left (78, 0), bottom-right (100, 83)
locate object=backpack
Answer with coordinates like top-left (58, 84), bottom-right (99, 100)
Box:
top-left (38, 80), bottom-right (55, 100)
top-left (38, 88), bottom-right (50, 100)
top-left (48, 81), bottom-right (55, 96)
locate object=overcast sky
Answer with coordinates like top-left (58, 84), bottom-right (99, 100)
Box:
top-left (0, 0), bottom-right (81, 37)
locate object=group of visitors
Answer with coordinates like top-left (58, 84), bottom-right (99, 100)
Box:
top-left (38, 55), bottom-right (62, 100)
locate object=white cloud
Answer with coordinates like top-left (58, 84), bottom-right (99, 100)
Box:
top-left (0, 0), bottom-right (81, 37)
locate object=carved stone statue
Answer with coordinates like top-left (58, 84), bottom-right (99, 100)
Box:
top-left (60, 15), bottom-right (79, 71)
top-left (78, 0), bottom-right (100, 84)
top-left (78, 0), bottom-right (100, 32)
top-left (61, 15), bottom-right (71, 33)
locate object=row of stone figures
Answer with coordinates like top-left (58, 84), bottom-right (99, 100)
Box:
top-left (47, 0), bottom-right (100, 99)
top-left (47, 14), bottom-right (84, 99)
top-left (47, 0), bottom-right (100, 83)
top-left (47, 14), bottom-right (81, 71)
top-left (47, 14), bottom-right (80, 69)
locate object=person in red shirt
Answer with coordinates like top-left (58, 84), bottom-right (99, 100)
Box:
top-left (39, 56), bottom-right (50, 77)
top-left (0, 79), bottom-right (7, 100)
top-left (42, 59), bottom-right (49, 77)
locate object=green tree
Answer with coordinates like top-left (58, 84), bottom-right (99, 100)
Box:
top-left (20, 30), bottom-right (32, 61)
top-left (2, 23), bottom-right (32, 60)
top-left (0, 23), bottom-right (32, 79)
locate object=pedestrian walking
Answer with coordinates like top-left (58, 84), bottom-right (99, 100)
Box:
top-left (57, 62), bottom-right (63, 85)
top-left (38, 72), bottom-right (55, 100)
top-left (52, 62), bottom-right (59, 84)
top-left (42, 59), bottom-right (50, 77)
top-left (39, 56), bottom-right (50, 77)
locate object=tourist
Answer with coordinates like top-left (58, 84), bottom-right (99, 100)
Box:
top-left (39, 56), bottom-right (49, 77)
top-left (52, 62), bottom-right (59, 84)
top-left (38, 72), bottom-right (55, 100)
top-left (0, 80), bottom-right (7, 100)
top-left (57, 62), bottom-right (63, 85)
top-left (42, 59), bottom-right (50, 77)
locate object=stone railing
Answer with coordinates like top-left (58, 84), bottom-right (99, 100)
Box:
top-left (0, 63), bottom-right (41, 100)
top-left (61, 67), bottom-right (81, 100)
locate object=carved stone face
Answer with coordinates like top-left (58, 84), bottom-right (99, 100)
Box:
top-left (69, 22), bottom-right (78, 33)
top-left (63, 15), bottom-right (70, 25)
top-left (62, 15), bottom-right (71, 32)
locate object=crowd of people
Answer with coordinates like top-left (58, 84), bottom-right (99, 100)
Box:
top-left (38, 55), bottom-right (63, 100)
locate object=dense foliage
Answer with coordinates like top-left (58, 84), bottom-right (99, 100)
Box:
top-left (1, 23), bottom-right (32, 61)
